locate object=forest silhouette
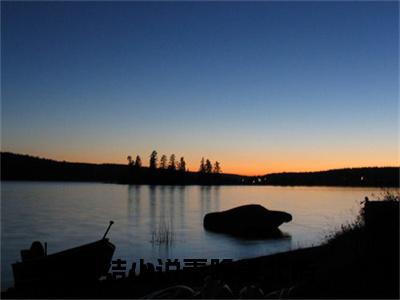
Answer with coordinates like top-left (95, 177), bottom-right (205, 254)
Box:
top-left (1, 152), bottom-right (399, 187)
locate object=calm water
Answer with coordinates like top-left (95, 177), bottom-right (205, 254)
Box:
top-left (1, 182), bottom-right (381, 290)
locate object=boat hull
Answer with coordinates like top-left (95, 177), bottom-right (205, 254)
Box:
top-left (12, 239), bottom-right (115, 288)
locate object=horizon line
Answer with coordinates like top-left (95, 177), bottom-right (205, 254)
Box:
top-left (2, 151), bottom-right (399, 177)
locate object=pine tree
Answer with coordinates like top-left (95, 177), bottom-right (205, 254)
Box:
top-left (160, 155), bottom-right (168, 169)
top-left (149, 150), bottom-right (158, 169)
top-left (127, 155), bottom-right (133, 166)
top-left (213, 161), bottom-right (221, 173)
top-left (199, 157), bottom-right (206, 173)
top-left (168, 154), bottom-right (176, 170)
top-left (178, 157), bottom-right (186, 172)
top-left (205, 159), bottom-right (213, 173)
top-left (135, 155), bottom-right (142, 168)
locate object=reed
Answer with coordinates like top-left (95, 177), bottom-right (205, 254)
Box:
top-left (151, 221), bottom-right (174, 246)
top-left (373, 188), bottom-right (400, 202)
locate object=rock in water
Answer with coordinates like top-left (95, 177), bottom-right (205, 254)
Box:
top-left (203, 204), bottom-right (292, 237)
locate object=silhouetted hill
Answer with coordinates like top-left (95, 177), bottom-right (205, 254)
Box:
top-left (1, 152), bottom-right (398, 186)
top-left (0, 152), bottom-right (244, 185)
top-left (1, 152), bottom-right (129, 183)
top-left (261, 168), bottom-right (399, 187)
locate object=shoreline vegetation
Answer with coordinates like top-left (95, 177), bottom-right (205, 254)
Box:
top-left (1, 152), bottom-right (399, 187)
top-left (2, 197), bottom-right (398, 299)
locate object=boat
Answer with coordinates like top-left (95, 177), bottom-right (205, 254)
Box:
top-left (12, 221), bottom-right (116, 288)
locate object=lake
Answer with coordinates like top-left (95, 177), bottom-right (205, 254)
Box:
top-left (1, 181), bottom-right (381, 290)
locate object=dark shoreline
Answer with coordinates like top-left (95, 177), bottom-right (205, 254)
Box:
top-left (2, 179), bottom-right (399, 189)
top-left (2, 152), bottom-right (399, 187)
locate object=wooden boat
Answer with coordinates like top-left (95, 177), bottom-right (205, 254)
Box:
top-left (12, 221), bottom-right (116, 288)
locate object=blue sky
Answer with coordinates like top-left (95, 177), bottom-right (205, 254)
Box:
top-left (1, 1), bottom-right (399, 174)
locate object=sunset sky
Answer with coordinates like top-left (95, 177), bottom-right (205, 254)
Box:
top-left (2, 2), bottom-right (399, 175)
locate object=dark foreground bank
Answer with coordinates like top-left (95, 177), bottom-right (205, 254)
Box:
top-left (2, 199), bottom-right (398, 299)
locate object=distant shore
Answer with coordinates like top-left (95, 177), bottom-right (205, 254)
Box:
top-left (1, 152), bottom-right (399, 187)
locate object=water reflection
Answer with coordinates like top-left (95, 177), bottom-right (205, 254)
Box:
top-left (127, 185), bottom-right (226, 247)
top-left (149, 185), bottom-right (157, 234)
top-left (159, 186), bottom-right (166, 223)
top-left (178, 186), bottom-right (186, 228)
top-left (127, 185), bottom-right (142, 227)
top-left (167, 186), bottom-right (175, 228)
top-left (128, 185), bottom-right (293, 244)
top-left (200, 186), bottom-right (221, 217)
top-left (213, 186), bottom-right (221, 212)
top-left (2, 182), bottom-right (380, 290)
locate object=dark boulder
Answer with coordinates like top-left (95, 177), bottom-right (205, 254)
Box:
top-left (203, 204), bottom-right (292, 237)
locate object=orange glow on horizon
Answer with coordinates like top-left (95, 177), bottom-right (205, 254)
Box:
top-left (8, 148), bottom-right (399, 176)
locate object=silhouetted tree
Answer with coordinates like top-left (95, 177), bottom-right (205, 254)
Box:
top-left (160, 155), bottom-right (168, 169)
top-left (178, 157), bottom-right (186, 172)
top-left (213, 161), bottom-right (221, 173)
top-left (135, 155), bottom-right (142, 168)
top-left (149, 150), bottom-right (158, 169)
top-left (205, 159), bottom-right (213, 173)
top-left (127, 156), bottom-right (133, 166)
top-left (168, 154), bottom-right (176, 170)
top-left (199, 157), bottom-right (206, 173)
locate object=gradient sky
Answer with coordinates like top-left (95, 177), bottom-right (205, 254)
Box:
top-left (1, 1), bottom-right (399, 175)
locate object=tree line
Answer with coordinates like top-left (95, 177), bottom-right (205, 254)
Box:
top-left (127, 151), bottom-right (222, 174)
